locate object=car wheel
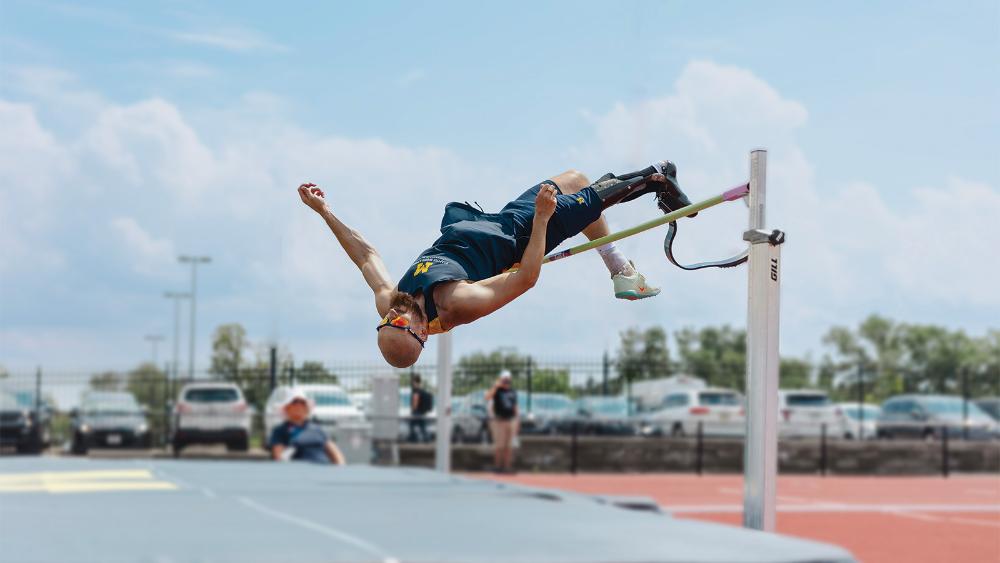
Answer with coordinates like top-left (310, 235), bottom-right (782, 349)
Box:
top-left (671, 423), bottom-right (685, 438)
top-left (452, 428), bottom-right (464, 444)
top-left (923, 429), bottom-right (937, 442)
top-left (70, 434), bottom-right (89, 455)
top-left (227, 434), bottom-right (249, 452)
top-left (844, 432), bottom-right (854, 440)
top-left (16, 437), bottom-right (42, 455)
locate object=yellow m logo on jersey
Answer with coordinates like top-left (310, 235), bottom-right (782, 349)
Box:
top-left (413, 261), bottom-right (433, 276)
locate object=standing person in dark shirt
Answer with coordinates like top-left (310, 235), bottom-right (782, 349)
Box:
top-left (408, 375), bottom-right (433, 443)
top-left (486, 371), bottom-right (519, 473)
top-left (270, 389), bottom-right (345, 465)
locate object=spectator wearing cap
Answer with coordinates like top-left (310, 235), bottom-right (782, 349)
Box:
top-left (485, 370), bottom-right (519, 473)
top-left (269, 389), bottom-right (346, 465)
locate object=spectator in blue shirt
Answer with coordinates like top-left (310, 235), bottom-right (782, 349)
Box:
top-left (270, 389), bottom-right (345, 465)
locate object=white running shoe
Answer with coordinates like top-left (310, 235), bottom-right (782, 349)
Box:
top-left (612, 261), bottom-right (661, 301)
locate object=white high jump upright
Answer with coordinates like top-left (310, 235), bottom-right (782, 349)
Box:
top-left (435, 331), bottom-right (453, 472)
top-left (742, 149), bottom-right (784, 531)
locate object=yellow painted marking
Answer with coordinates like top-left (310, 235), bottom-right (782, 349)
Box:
top-left (0, 469), bottom-right (177, 494)
top-left (0, 469), bottom-right (154, 483)
top-left (1, 481), bottom-right (177, 494)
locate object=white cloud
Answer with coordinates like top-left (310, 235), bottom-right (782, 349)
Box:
top-left (0, 59), bottom-right (996, 371)
top-left (169, 28), bottom-right (289, 53)
top-left (162, 60), bottom-right (217, 79)
top-left (110, 217), bottom-right (176, 276)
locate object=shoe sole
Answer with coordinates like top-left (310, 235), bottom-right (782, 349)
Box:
top-left (615, 290), bottom-right (661, 301)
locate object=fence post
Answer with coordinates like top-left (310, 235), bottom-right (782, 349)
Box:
top-left (819, 423), bottom-right (827, 476)
top-left (961, 367), bottom-right (969, 441)
top-left (696, 421), bottom-right (704, 476)
top-left (526, 357), bottom-right (533, 413)
top-left (941, 425), bottom-right (950, 478)
top-left (269, 346), bottom-right (277, 392)
top-left (34, 366), bottom-right (41, 413)
top-left (570, 419), bottom-right (579, 475)
top-left (857, 364), bottom-right (865, 441)
top-left (602, 351), bottom-right (609, 397)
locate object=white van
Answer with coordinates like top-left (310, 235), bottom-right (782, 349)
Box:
top-left (171, 382), bottom-right (252, 454)
top-left (778, 390), bottom-right (846, 438)
top-left (642, 388), bottom-right (744, 437)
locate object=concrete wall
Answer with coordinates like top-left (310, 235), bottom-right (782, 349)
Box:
top-left (398, 437), bottom-right (1000, 475)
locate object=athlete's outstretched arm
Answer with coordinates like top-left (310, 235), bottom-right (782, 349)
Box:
top-left (445, 185), bottom-right (558, 324)
top-left (298, 183), bottom-right (393, 315)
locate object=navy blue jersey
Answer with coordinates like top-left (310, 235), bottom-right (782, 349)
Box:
top-left (397, 181), bottom-right (602, 333)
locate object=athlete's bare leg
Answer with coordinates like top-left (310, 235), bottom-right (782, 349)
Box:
top-left (548, 170), bottom-right (610, 241)
top-left (549, 169), bottom-right (659, 299)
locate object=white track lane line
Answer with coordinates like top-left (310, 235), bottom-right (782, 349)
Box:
top-left (889, 511), bottom-right (942, 523)
top-left (947, 516), bottom-right (1000, 528)
top-left (666, 503), bottom-right (1000, 514)
top-left (237, 496), bottom-right (398, 563)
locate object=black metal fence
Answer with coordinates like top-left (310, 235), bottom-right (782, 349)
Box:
top-left (1, 358), bottom-right (997, 476)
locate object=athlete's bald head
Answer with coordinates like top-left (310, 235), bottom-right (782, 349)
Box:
top-left (377, 290), bottom-right (428, 368)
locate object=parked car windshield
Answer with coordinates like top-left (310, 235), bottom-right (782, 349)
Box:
top-left (579, 398), bottom-right (628, 417)
top-left (786, 394), bottom-right (831, 407)
top-left (0, 390), bottom-right (21, 410)
top-left (0, 390), bottom-right (36, 409)
top-left (699, 392), bottom-right (741, 406)
top-left (521, 394), bottom-right (573, 414)
top-left (975, 400), bottom-right (1000, 420)
top-left (307, 391), bottom-right (351, 407)
top-left (843, 405), bottom-right (881, 420)
top-left (923, 399), bottom-right (992, 420)
top-left (185, 388), bottom-right (240, 403)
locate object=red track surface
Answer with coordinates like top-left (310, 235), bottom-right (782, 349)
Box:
top-left (476, 474), bottom-right (1000, 563)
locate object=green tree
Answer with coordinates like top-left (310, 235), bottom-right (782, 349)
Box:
top-left (529, 368), bottom-right (571, 394)
top-left (209, 324), bottom-right (249, 381)
top-left (454, 347), bottom-right (531, 395)
top-left (674, 326), bottom-right (745, 391)
top-left (295, 361), bottom-right (337, 384)
top-left (125, 362), bottom-right (170, 444)
top-left (616, 326), bottom-right (672, 393)
top-left (89, 371), bottom-right (124, 391)
top-left (779, 357), bottom-right (813, 389)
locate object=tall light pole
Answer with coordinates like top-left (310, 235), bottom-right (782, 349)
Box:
top-left (178, 255), bottom-right (211, 379)
top-left (163, 292), bottom-right (191, 381)
top-left (144, 334), bottom-right (165, 366)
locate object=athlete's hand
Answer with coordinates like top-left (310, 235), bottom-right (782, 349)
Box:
top-left (298, 183), bottom-right (328, 213)
top-left (534, 184), bottom-right (557, 222)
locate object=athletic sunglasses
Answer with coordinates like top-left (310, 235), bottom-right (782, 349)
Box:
top-left (376, 313), bottom-right (426, 348)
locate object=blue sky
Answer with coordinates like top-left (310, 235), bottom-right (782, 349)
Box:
top-left (1, 1), bottom-right (998, 373)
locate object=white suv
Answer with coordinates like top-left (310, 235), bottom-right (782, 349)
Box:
top-left (171, 382), bottom-right (252, 454)
top-left (265, 385), bottom-right (366, 446)
top-left (778, 390), bottom-right (846, 438)
top-left (643, 388), bottom-right (745, 437)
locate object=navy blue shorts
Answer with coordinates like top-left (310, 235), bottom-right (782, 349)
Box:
top-left (498, 180), bottom-right (604, 254)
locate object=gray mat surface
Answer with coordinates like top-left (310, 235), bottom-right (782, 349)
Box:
top-left (0, 457), bottom-right (854, 562)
